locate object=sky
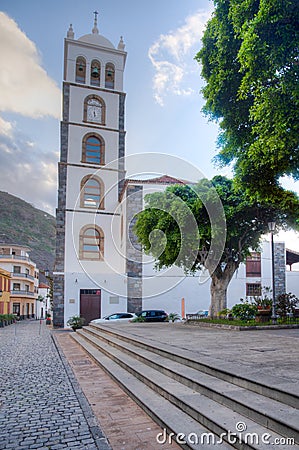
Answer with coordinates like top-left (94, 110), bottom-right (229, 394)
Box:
top-left (0, 0), bottom-right (299, 251)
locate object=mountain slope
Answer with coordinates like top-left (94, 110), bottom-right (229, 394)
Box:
top-left (0, 191), bottom-right (56, 271)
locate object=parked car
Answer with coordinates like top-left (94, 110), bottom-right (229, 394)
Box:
top-left (137, 310), bottom-right (168, 322)
top-left (195, 310), bottom-right (209, 317)
top-left (90, 313), bottom-right (137, 324)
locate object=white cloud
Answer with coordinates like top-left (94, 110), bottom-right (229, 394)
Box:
top-left (0, 116), bottom-right (13, 137)
top-left (0, 121), bottom-right (58, 214)
top-left (148, 8), bottom-right (213, 106)
top-left (0, 12), bottom-right (61, 119)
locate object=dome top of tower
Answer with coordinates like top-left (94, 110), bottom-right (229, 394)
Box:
top-left (78, 33), bottom-right (115, 48)
top-left (77, 11), bottom-right (115, 49)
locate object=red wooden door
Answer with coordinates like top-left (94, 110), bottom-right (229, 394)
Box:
top-left (80, 289), bottom-right (101, 324)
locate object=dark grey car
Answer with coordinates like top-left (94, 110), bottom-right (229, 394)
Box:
top-left (137, 310), bottom-right (168, 322)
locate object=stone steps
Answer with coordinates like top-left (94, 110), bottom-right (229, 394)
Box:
top-left (70, 325), bottom-right (299, 449)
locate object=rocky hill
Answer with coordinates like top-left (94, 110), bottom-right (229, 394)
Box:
top-left (0, 191), bottom-right (56, 272)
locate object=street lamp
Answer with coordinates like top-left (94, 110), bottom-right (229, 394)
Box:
top-left (268, 221), bottom-right (277, 324)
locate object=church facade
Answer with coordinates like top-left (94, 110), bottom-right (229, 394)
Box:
top-left (53, 18), bottom-right (299, 328)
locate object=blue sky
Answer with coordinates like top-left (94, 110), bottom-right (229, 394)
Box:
top-left (0, 0), bottom-right (298, 249)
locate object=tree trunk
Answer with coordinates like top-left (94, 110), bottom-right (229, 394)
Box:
top-left (208, 261), bottom-right (240, 317)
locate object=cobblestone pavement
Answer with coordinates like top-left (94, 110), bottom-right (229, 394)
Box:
top-left (0, 320), bottom-right (110, 450)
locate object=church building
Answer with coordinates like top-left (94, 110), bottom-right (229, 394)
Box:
top-left (53, 16), bottom-right (299, 328)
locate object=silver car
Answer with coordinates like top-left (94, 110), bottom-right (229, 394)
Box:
top-left (90, 312), bottom-right (137, 324)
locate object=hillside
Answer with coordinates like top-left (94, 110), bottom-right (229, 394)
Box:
top-left (0, 191), bottom-right (56, 271)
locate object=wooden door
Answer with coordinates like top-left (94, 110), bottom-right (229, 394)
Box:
top-left (80, 289), bottom-right (101, 324)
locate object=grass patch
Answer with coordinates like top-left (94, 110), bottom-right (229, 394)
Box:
top-left (194, 318), bottom-right (299, 327)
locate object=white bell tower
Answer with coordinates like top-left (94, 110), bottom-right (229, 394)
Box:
top-left (54, 14), bottom-right (127, 327)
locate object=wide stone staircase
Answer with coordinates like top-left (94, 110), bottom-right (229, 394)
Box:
top-left (70, 324), bottom-right (299, 449)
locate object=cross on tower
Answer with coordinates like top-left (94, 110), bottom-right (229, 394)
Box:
top-left (92, 10), bottom-right (99, 34)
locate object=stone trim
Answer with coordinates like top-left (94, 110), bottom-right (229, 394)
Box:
top-left (62, 83), bottom-right (70, 123)
top-left (60, 123), bottom-right (69, 163)
top-left (63, 121), bottom-right (120, 134)
top-left (54, 121), bottom-right (68, 327)
top-left (126, 185), bottom-right (143, 313)
top-left (118, 93), bottom-right (126, 199)
top-left (274, 242), bottom-right (286, 298)
top-left (53, 273), bottom-right (65, 328)
top-left (65, 80), bottom-right (126, 96)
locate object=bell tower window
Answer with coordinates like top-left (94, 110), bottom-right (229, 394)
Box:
top-left (105, 63), bottom-right (115, 89)
top-left (84, 95), bottom-right (106, 124)
top-left (79, 225), bottom-right (104, 260)
top-left (90, 60), bottom-right (101, 86)
top-left (75, 57), bottom-right (86, 83)
top-left (82, 133), bottom-right (105, 165)
top-left (80, 175), bottom-right (104, 209)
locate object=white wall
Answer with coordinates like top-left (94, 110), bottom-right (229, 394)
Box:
top-left (64, 271), bottom-right (127, 325)
top-left (286, 271), bottom-right (299, 298)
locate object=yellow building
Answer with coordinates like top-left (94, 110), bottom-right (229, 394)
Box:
top-left (0, 244), bottom-right (39, 319)
top-left (0, 268), bottom-right (11, 315)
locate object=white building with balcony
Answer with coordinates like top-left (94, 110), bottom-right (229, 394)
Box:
top-left (0, 244), bottom-right (39, 319)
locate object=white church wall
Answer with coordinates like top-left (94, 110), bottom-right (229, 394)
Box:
top-left (142, 275), bottom-right (211, 316)
top-left (286, 271), bottom-right (299, 298)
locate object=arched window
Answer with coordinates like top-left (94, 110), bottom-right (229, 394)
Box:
top-left (80, 175), bottom-right (104, 209)
top-left (75, 57), bottom-right (86, 83)
top-left (90, 59), bottom-right (101, 86)
top-left (105, 63), bottom-right (115, 89)
top-left (79, 225), bottom-right (104, 260)
top-left (82, 134), bottom-right (105, 165)
top-left (84, 95), bottom-right (105, 124)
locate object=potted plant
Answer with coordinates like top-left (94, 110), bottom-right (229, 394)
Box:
top-left (46, 313), bottom-right (51, 325)
top-left (167, 312), bottom-right (180, 323)
top-left (67, 315), bottom-right (85, 331)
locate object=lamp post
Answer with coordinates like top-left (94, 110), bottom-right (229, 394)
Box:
top-left (268, 221), bottom-right (277, 324)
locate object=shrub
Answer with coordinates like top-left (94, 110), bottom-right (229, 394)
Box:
top-left (276, 293), bottom-right (299, 318)
top-left (218, 308), bottom-right (231, 318)
top-left (67, 315), bottom-right (85, 330)
top-left (231, 302), bottom-right (257, 321)
top-left (167, 312), bottom-right (180, 322)
top-left (131, 315), bottom-right (146, 323)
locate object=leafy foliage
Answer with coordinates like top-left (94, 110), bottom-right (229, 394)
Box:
top-left (196, 0), bottom-right (299, 204)
top-left (276, 292), bottom-right (299, 318)
top-left (231, 301), bottom-right (258, 321)
top-left (135, 176), bottom-right (297, 272)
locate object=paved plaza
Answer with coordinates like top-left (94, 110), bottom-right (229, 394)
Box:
top-left (0, 320), bottom-right (110, 450)
top-left (1, 320), bottom-right (298, 449)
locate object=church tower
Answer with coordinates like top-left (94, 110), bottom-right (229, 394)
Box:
top-left (53, 15), bottom-right (127, 327)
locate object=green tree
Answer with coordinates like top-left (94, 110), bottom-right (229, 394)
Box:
top-left (196, 0), bottom-right (299, 203)
top-left (134, 176), bottom-right (298, 316)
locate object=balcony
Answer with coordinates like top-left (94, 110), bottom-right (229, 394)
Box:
top-left (11, 272), bottom-right (35, 281)
top-left (0, 254), bottom-right (31, 262)
top-left (11, 290), bottom-right (35, 297)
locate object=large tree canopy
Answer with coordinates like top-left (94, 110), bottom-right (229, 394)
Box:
top-left (196, 0), bottom-right (299, 201)
top-left (134, 176), bottom-right (298, 315)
